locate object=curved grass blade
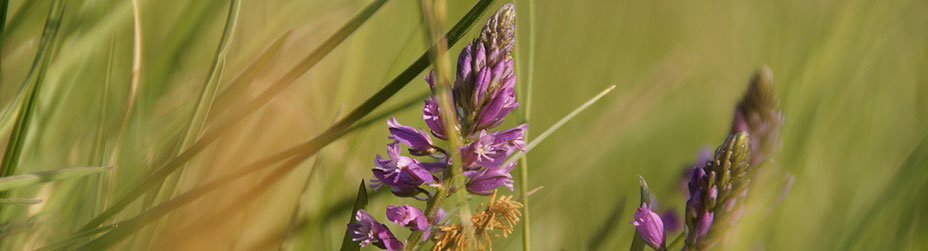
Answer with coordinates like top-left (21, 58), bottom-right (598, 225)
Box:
top-left (144, 0), bottom-right (243, 216)
top-left (0, 198), bottom-right (41, 205)
top-left (75, 0), bottom-right (388, 232)
top-left (210, 29), bottom-right (291, 118)
top-left (339, 181), bottom-right (368, 251)
top-left (0, 166), bottom-right (113, 192)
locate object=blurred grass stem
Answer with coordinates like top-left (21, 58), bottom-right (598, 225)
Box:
top-left (408, 0), bottom-right (476, 249)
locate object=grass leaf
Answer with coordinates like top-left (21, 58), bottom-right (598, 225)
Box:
top-left (0, 198), bottom-right (41, 205)
top-left (506, 85), bottom-right (617, 163)
top-left (339, 180), bottom-right (368, 251)
top-left (0, 166), bottom-right (113, 192)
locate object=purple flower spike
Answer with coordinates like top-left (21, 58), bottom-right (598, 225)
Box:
top-left (387, 117), bottom-right (438, 156)
top-left (630, 203), bottom-right (666, 250)
top-left (348, 209), bottom-right (405, 251)
top-left (464, 161), bottom-right (516, 195)
top-left (386, 204), bottom-right (431, 241)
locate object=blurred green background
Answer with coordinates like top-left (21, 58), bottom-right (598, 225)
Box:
top-left (0, 0), bottom-right (926, 250)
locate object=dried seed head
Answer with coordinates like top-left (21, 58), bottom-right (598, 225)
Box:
top-left (431, 190), bottom-right (523, 251)
top-left (480, 2), bottom-right (516, 62)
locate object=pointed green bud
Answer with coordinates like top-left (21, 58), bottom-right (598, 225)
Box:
top-left (732, 66), bottom-right (783, 166)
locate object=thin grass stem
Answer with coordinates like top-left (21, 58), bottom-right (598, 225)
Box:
top-left (407, 0), bottom-right (475, 249)
top-left (0, 166), bottom-right (113, 192)
top-left (517, 1), bottom-right (536, 249)
top-left (506, 85), bottom-right (617, 163)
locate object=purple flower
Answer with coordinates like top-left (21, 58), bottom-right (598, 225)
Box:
top-left (694, 211), bottom-right (714, 242)
top-left (464, 161), bottom-right (515, 195)
top-left (473, 62), bottom-right (518, 131)
top-left (372, 143), bottom-right (434, 197)
top-left (386, 204), bottom-right (431, 241)
top-left (630, 203), bottom-right (666, 250)
top-left (461, 126), bottom-right (526, 169)
top-left (387, 117), bottom-right (436, 156)
top-left (494, 124), bottom-right (527, 152)
top-left (462, 130), bottom-right (510, 169)
top-left (422, 96), bottom-right (447, 140)
top-left (348, 209), bottom-right (404, 251)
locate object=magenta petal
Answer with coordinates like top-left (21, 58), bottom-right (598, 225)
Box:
top-left (629, 204), bottom-right (665, 250)
top-left (387, 117), bottom-right (433, 153)
top-left (465, 161), bottom-right (515, 195)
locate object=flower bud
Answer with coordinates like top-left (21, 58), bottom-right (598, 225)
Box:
top-left (630, 203), bottom-right (666, 250)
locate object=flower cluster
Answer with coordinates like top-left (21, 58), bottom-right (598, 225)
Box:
top-left (349, 3), bottom-right (522, 250)
top-left (630, 67), bottom-right (783, 251)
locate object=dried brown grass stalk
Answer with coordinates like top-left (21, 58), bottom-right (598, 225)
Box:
top-left (431, 190), bottom-right (523, 251)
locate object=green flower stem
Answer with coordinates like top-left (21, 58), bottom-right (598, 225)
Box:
top-left (404, 0), bottom-right (475, 249)
top-left (517, 0), bottom-right (537, 249)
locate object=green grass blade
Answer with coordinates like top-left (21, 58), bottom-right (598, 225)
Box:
top-left (506, 85), bottom-right (617, 162)
top-left (211, 30), bottom-right (292, 118)
top-left (145, 0), bottom-right (242, 215)
top-left (0, 198), bottom-right (41, 205)
top-left (0, 166), bottom-right (113, 192)
top-left (0, 0), bottom-right (7, 80)
top-left (339, 181), bottom-right (368, 251)
top-left (836, 134), bottom-right (928, 250)
top-left (75, 0), bottom-right (388, 232)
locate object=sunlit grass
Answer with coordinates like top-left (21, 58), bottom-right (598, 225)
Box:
top-left (0, 0), bottom-right (925, 250)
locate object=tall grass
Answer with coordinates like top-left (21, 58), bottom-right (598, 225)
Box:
top-left (0, 0), bottom-right (924, 250)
